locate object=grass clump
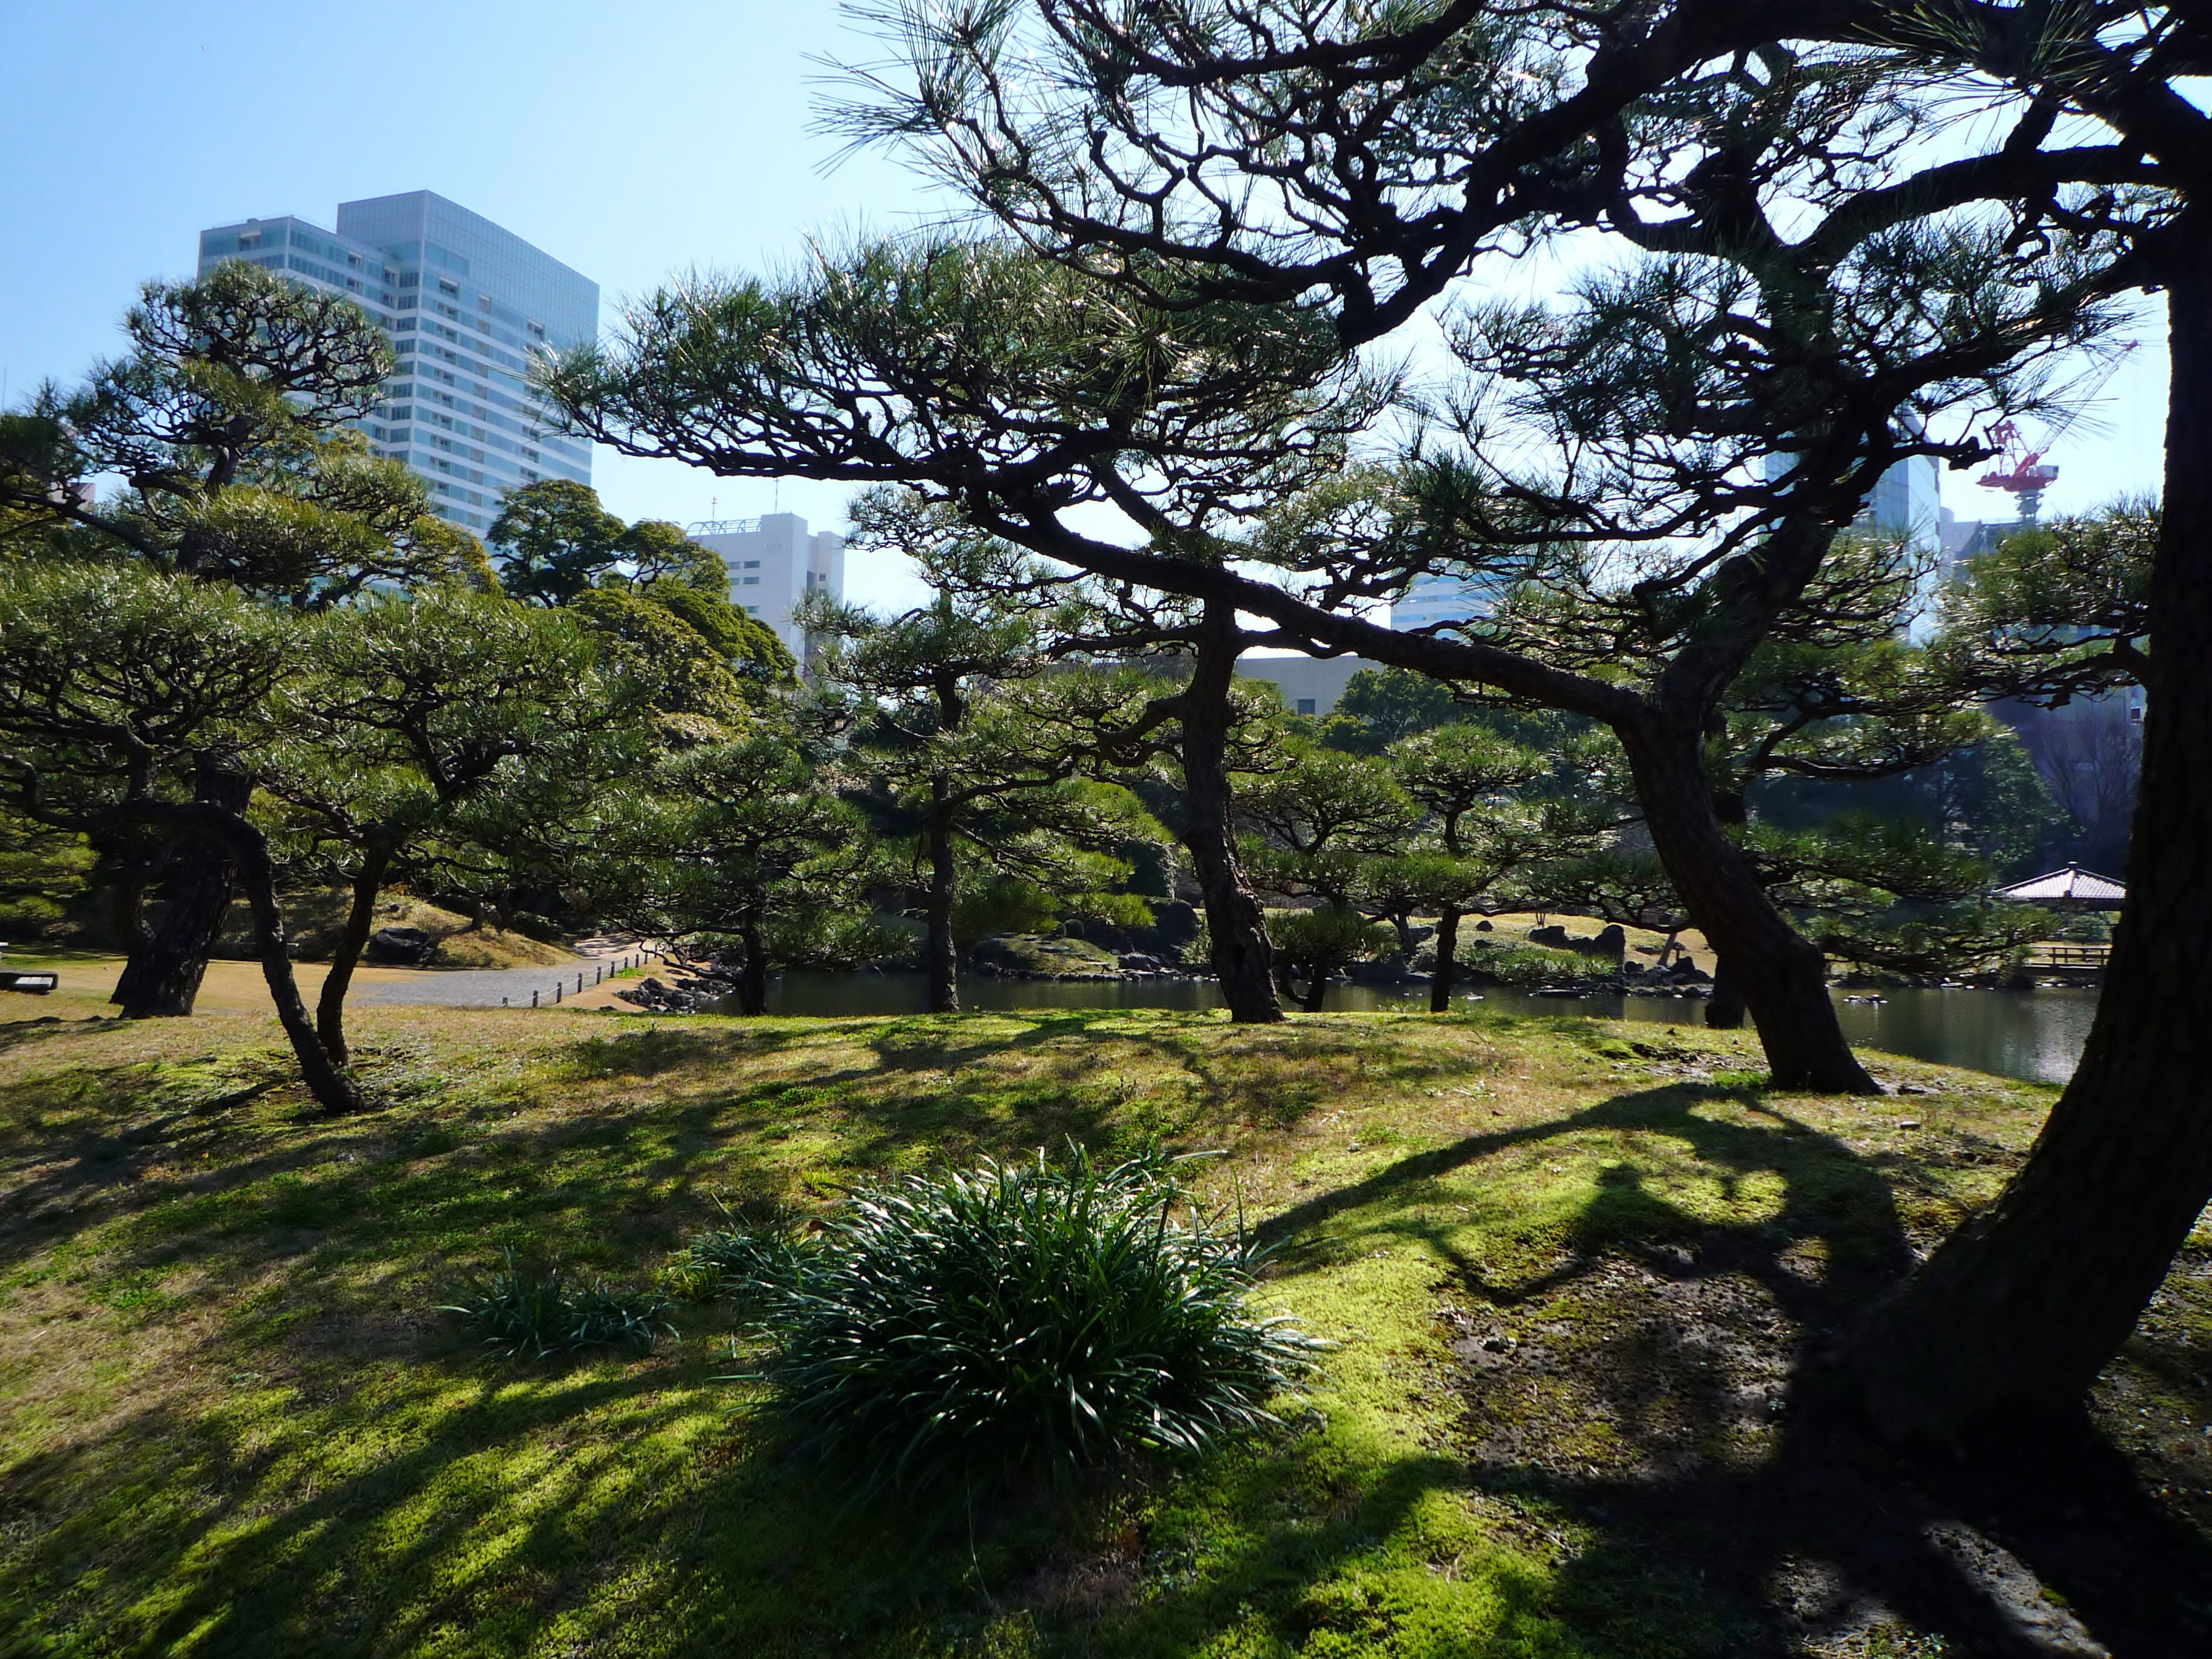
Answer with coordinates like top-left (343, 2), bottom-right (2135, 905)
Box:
top-left (441, 1250), bottom-right (673, 1359)
top-left (663, 1198), bottom-right (813, 1301)
top-left (730, 1148), bottom-right (1323, 1496)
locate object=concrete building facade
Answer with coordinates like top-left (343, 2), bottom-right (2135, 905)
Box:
top-left (1235, 654), bottom-right (1383, 717)
top-left (687, 512), bottom-right (846, 657)
top-left (196, 192), bottom-right (598, 536)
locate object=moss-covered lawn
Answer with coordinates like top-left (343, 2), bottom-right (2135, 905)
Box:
top-left (1, 1003), bottom-right (2205, 1657)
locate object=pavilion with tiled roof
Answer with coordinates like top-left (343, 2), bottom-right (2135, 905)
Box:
top-left (1992, 863), bottom-right (2127, 910)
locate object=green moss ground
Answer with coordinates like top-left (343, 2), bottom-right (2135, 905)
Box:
top-left (0, 1005), bottom-right (2205, 1657)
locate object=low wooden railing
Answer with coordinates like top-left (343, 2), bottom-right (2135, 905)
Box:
top-left (2023, 943), bottom-right (2111, 971)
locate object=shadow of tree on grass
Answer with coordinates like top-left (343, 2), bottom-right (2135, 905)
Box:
top-left (1261, 1079), bottom-right (2212, 1656)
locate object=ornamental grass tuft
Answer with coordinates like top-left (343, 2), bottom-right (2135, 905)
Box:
top-left (441, 1251), bottom-right (673, 1359)
top-left (721, 1148), bottom-right (1324, 1497)
top-left (663, 1196), bottom-right (812, 1302)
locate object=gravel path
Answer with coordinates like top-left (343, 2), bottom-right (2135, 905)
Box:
top-left (353, 961), bottom-right (622, 1008)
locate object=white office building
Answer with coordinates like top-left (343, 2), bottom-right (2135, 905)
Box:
top-left (688, 513), bottom-right (846, 657)
top-left (196, 192), bottom-right (598, 536)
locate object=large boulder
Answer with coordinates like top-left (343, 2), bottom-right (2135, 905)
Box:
top-left (364, 925), bottom-right (437, 965)
top-left (1065, 916), bottom-right (1134, 952)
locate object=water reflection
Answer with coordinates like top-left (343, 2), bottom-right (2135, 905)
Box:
top-left (755, 972), bottom-right (2097, 1085)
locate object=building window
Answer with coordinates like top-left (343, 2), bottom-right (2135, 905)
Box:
top-left (1296, 699), bottom-right (1317, 716)
top-left (438, 277), bottom-right (460, 296)
top-left (741, 576), bottom-right (761, 586)
top-left (742, 560), bottom-right (760, 569)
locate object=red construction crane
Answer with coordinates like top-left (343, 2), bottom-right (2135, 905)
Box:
top-left (1977, 341), bottom-right (2139, 521)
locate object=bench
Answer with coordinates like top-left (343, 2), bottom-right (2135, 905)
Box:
top-left (0, 970), bottom-right (58, 995)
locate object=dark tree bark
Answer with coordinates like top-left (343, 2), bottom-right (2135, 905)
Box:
top-left (1181, 602), bottom-right (1283, 1024)
top-left (231, 827), bottom-right (367, 1115)
top-left (1621, 718), bottom-right (1874, 1092)
top-left (112, 762), bottom-right (252, 1018)
top-left (923, 781), bottom-right (960, 1014)
top-left (1843, 225), bottom-right (2212, 1440)
top-left (1704, 959), bottom-right (1748, 1030)
top-left (127, 800), bottom-right (366, 1114)
top-left (1298, 969), bottom-right (1329, 1014)
top-left (315, 842), bottom-right (392, 1067)
top-left (737, 905), bottom-right (769, 1016)
top-left (1429, 905), bottom-right (1461, 1013)
top-left (92, 834), bottom-right (155, 959)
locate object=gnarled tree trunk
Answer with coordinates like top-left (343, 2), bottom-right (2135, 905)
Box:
top-left (130, 800), bottom-right (365, 1114)
top-left (923, 782), bottom-right (960, 1014)
top-left (231, 825), bottom-right (366, 1115)
top-left (1704, 959), bottom-right (1748, 1030)
top-left (93, 834), bottom-right (155, 960)
top-left (1842, 229), bottom-right (2212, 1441)
top-left (1181, 601), bottom-right (1282, 1024)
top-left (1621, 717), bottom-right (1874, 1093)
top-left (1298, 970), bottom-right (1330, 1014)
top-left (1429, 905), bottom-right (1461, 1013)
top-left (315, 842), bottom-right (392, 1067)
top-left (112, 761), bottom-right (252, 1018)
top-left (737, 905), bottom-right (769, 1016)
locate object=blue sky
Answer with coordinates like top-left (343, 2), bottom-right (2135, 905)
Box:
top-left (0, 1), bottom-right (947, 605)
top-left (0, 1), bottom-right (2172, 613)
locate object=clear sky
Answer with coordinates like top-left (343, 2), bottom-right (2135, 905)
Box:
top-left (0, 1), bottom-right (2172, 614)
top-left (0, 1), bottom-right (950, 608)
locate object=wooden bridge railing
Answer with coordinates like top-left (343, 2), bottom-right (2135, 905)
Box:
top-left (2024, 943), bottom-right (2112, 970)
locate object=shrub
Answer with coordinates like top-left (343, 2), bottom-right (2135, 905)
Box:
top-left (441, 1252), bottom-right (673, 1359)
top-left (1425, 936), bottom-right (1590, 987)
top-left (722, 1149), bottom-right (1323, 1497)
top-left (663, 1199), bottom-right (812, 1302)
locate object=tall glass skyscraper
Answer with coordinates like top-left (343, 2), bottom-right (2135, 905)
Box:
top-left (196, 192), bottom-right (598, 535)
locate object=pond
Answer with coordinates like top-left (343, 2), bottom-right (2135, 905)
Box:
top-left (754, 971), bottom-right (2100, 1085)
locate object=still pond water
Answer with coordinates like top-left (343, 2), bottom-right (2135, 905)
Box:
top-left (756, 972), bottom-right (2099, 1086)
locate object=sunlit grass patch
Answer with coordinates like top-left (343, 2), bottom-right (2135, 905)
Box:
top-left (0, 999), bottom-right (2173, 1656)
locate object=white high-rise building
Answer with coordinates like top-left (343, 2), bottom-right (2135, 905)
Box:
top-left (196, 192), bottom-right (598, 536)
top-left (687, 513), bottom-right (846, 657)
